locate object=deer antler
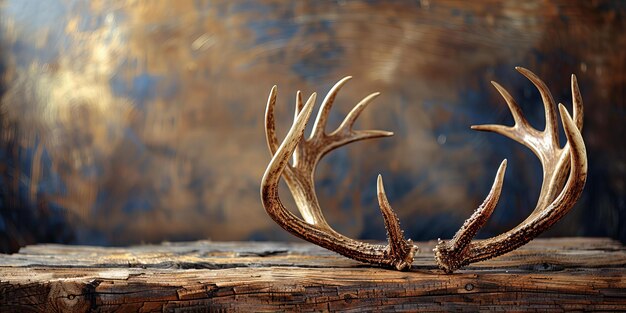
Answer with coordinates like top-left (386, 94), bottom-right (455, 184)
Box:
top-left (434, 67), bottom-right (587, 272)
top-left (261, 77), bottom-right (417, 270)
top-left (260, 69), bottom-right (587, 272)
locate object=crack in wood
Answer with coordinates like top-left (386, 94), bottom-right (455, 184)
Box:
top-left (0, 238), bottom-right (625, 312)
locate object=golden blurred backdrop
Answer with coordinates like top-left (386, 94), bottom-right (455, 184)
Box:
top-left (0, 0), bottom-right (624, 251)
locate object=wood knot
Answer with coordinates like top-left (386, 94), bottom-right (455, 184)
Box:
top-left (47, 281), bottom-right (90, 312)
top-left (343, 293), bottom-right (356, 303)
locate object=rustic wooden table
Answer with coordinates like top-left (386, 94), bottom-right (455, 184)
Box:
top-left (1, 238), bottom-right (625, 312)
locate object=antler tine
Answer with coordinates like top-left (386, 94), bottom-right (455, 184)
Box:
top-left (490, 81), bottom-right (529, 127)
top-left (265, 85), bottom-right (280, 156)
top-left (471, 81), bottom-right (538, 148)
top-left (333, 92), bottom-right (394, 142)
top-left (556, 103), bottom-right (587, 200)
top-left (378, 175), bottom-right (417, 268)
top-left (516, 67), bottom-right (560, 148)
top-left (333, 92), bottom-right (380, 134)
top-left (261, 77), bottom-right (417, 271)
top-left (434, 68), bottom-right (587, 273)
top-left (293, 90), bottom-right (305, 166)
top-left (571, 74), bottom-right (584, 131)
top-left (310, 76), bottom-right (352, 140)
top-left (433, 160), bottom-right (508, 271)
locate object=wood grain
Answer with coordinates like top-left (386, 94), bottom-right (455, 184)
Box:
top-left (1, 238), bottom-right (625, 312)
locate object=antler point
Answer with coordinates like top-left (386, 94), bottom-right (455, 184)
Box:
top-left (377, 174), bottom-right (386, 193)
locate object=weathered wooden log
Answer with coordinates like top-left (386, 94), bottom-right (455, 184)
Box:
top-left (1, 238), bottom-right (625, 312)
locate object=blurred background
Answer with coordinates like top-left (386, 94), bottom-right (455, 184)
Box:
top-left (0, 0), bottom-right (624, 253)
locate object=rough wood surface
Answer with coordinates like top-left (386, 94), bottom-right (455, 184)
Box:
top-left (1, 238), bottom-right (625, 312)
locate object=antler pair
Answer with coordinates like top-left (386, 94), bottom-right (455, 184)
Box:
top-left (261, 68), bottom-right (587, 272)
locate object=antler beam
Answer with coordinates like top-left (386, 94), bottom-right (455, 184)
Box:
top-left (434, 67), bottom-right (588, 272)
top-left (261, 77), bottom-right (417, 270)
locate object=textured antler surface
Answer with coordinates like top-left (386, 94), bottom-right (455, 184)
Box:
top-left (434, 67), bottom-right (588, 273)
top-left (261, 68), bottom-right (587, 273)
top-left (261, 77), bottom-right (417, 270)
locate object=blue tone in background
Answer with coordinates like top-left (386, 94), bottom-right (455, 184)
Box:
top-left (0, 0), bottom-right (624, 252)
